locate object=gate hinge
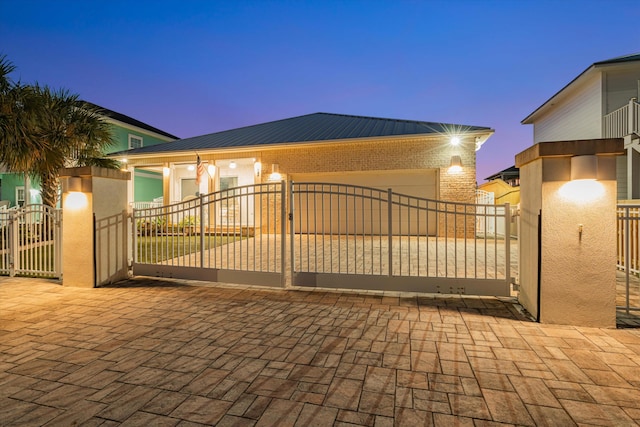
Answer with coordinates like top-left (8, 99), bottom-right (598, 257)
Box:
top-left (288, 213), bottom-right (293, 221)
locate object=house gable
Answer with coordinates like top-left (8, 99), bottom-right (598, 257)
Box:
top-left (531, 71), bottom-right (603, 143)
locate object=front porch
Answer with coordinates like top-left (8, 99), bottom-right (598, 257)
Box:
top-left (604, 98), bottom-right (640, 199)
top-left (603, 98), bottom-right (640, 138)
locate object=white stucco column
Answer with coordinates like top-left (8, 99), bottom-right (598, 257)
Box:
top-left (60, 166), bottom-right (131, 287)
top-left (516, 139), bottom-right (623, 327)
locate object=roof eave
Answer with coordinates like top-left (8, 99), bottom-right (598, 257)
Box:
top-left (522, 55), bottom-right (640, 125)
top-left (521, 64), bottom-right (597, 125)
top-left (111, 128), bottom-right (495, 161)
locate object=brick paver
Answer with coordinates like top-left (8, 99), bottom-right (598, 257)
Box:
top-left (1, 276), bottom-right (640, 426)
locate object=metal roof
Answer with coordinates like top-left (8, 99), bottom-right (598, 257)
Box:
top-left (81, 101), bottom-right (179, 140)
top-left (593, 53), bottom-right (640, 66)
top-left (484, 165), bottom-right (519, 181)
top-left (115, 112), bottom-right (493, 156)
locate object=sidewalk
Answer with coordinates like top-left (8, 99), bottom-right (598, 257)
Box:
top-left (1, 276), bottom-right (640, 426)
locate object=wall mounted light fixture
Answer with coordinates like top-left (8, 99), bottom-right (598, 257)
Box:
top-left (449, 155), bottom-right (462, 173)
top-left (229, 161), bottom-right (237, 169)
top-left (269, 163), bottom-right (282, 181)
top-left (559, 155), bottom-right (604, 202)
top-left (254, 161), bottom-right (262, 177)
top-left (67, 177), bottom-right (83, 193)
top-left (570, 155), bottom-right (598, 180)
top-left (163, 167), bottom-right (171, 177)
top-left (207, 164), bottom-right (216, 177)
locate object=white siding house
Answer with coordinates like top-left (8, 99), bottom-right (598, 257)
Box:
top-left (522, 53), bottom-right (640, 199)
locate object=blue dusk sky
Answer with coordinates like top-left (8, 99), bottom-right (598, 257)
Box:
top-left (1, 0), bottom-right (639, 182)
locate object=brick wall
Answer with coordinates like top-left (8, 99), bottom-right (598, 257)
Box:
top-left (130, 135), bottom-right (478, 237)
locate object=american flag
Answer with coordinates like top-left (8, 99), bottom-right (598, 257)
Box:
top-left (195, 155), bottom-right (205, 185)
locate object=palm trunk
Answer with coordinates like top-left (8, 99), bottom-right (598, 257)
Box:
top-left (39, 172), bottom-right (60, 208)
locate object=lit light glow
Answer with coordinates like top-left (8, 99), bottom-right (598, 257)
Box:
top-left (448, 155), bottom-right (462, 173)
top-left (269, 172), bottom-right (282, 181)
top-left (65, 192), bottom-right (88, 209)
top-left (229, 161), bottom-right (237, 169)
top-left (254, 161), bottom-right (262, 176)
top-left (207, 164), bottom-right (216, 177)
top-left (558, 179), bottom-right (605, 203)
top-left (187, 165), bottom-right (195, 171)
top-left (163, 167), bottom-right (170, 177)
top-left (450, 136), bottom-right (460, 146)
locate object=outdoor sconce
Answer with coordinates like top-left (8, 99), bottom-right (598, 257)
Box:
top-left (448, 155), bottom-right (462, 173)
top-left (229, 161), bottom-right (237, 169)
top-left (64, 176), bottom-right (90, 209)
top-left (254, 161), bottom-right (262, 177)
top-left (163, 167), bottom-right (171, 177)
top-left (207, 164), bottom-right (216, 177)
top-left (187, 165), bottom-right (195, 171)
top-left (67, 177), bottom-right (83, 193)
top-left (269, 163), bottom-right (282, 181)
top-left (570, 155), bottom-right (598, 180)
top-left (450, 136), bottom-right (460, 146)
top-left (559, 155), bottom-right (604, 202)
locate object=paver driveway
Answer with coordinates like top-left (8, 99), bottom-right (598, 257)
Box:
top-left (1, 276), bottom-right (640, 426)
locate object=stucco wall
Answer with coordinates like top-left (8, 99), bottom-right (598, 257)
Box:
top-left (539, 175), bottom-right (616, 327)
top-left (517, 150), bottom-right (618, 328)
top-left (518, 158), bottom-right (542, 317)
top-left (61, 167), bottom-right (130, 287)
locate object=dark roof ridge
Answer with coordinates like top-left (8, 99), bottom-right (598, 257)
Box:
top-left (594, 52), bottom-right (640, 66)
top-left (174, 112), bottom-right (492, 144)
top-left (80, 101), bottom-right (179, 140)
top-left (314, 112), bottom-right (492, 130)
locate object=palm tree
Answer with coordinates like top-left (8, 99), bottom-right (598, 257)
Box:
top-left (0, 55), bottom-right (118, 207)
top-left (31, 86), bottom-right (118, 207)
top-left (0, 56), bottom-right (42, 175)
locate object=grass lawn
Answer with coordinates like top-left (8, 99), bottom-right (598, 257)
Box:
top-left (136, 235), bottom-right (243, 264)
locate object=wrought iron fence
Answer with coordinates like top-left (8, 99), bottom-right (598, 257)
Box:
top-left (132, 182), bottom-right (286, 286)
top-left (290, 182), bottom-right (513, 295)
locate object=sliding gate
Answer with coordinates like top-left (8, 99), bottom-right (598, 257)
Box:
top-left (132, 181), bottom-right (515, 296)
top-left (132, 182), bottom-right (286, 286)
top-left (290, 182), bottom-right (514, 296)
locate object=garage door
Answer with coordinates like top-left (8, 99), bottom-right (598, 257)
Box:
top-left (290, 169), bottom-right (438, 235)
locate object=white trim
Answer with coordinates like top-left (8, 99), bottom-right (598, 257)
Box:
top-left (128, 134), bottom-right (144, 149)
top-left (103, 117), bottom-right (176, 141)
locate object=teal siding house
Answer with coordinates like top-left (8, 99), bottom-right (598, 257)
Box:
top-left (0, 102), bottom-right (177, 207)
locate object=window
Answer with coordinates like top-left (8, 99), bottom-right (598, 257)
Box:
top-left (181, 179), bottom-right (198, 200)
top-left (16, 186), bottom-right (25, 207)
top-left (128, 134), bottom-right (143, 149)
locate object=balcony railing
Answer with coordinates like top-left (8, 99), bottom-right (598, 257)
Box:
top-left (603, 98), bottom-right (640, 138)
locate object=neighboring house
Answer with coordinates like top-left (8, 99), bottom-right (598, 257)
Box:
top-left (478, 165), bottom-right (520, 207)
top-left (114, 112), bottom-right (494, 232)
top-left (521, 53), bottom-right (640, 199)
top-left (0, 102), bottom-right (178, 207)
